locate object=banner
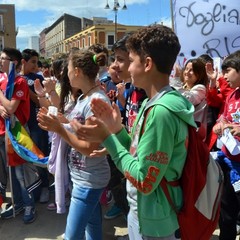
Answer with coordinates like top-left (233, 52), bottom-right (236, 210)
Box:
top-left (172, 0), bottom-right (240, 58)
top-left (5, 62), bottom-right (48, 166)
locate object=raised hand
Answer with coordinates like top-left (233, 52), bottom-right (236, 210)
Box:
top-left (70, 117), bottom-right (110, 143)
top-left (34, 78), bottom-right (45, 97)
top-left (42, 77), bottom-right (56, 94)
top-left (224, 124), bottom-right (240, 137)
top-left (91, 98), bottom-right (123, 134)
top-left (205, 62), bottom-right (218, 88)
top-left (37, 107), bottom-right (63, 134)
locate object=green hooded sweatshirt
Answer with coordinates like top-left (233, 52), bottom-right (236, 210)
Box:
top-left (103, 86), bottom-right (196, 238)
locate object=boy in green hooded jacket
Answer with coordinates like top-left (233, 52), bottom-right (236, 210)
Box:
top-left (69, 24), bottom-right (196, 239)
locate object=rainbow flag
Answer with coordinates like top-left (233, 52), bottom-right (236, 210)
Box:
top-left (5, 62), bottom-right (48, 165)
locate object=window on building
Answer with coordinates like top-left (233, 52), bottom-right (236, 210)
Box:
top-left (107, 34), bottom-right (114, 48)
top-left (88, 35), bottom-right (91, 47)
top-left (0, 37), bottom-right (3, 51)
top-left (0, 16), bottom-right (3, 32)
top-left (82, 38), bottom-right (85, 49)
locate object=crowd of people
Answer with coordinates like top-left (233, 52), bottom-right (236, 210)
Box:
top-left (0, 23), bottom-right (240, 240)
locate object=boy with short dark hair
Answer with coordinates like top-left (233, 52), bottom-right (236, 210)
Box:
top-left (70, 24), bottom-right (196, 239)
top-left (21, 49), bottom-right (50, 203)
top-left (0, 47), bottom-right (38, 223)
top-left (213, 51), bottom-right (240, 240)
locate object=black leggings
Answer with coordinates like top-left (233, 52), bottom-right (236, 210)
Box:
top-left (218, 161), bottom-right (240, 240)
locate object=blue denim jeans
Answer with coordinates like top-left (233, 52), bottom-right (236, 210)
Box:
top-left (65, 184), bottom-right (104, 240)
top-left (14, 165), bottom-right (34, 207)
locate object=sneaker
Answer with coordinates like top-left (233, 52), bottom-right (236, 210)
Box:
top-left (1, 203), bottom-right (24, 219)
top-left (47, 202), bottom-right (57, 211)
top-left (104, 204), bottom-right (123, 219)
top-left (23, 206), bottom-right (36, 224)
top-left (39, 187), bottom-right (50, 203)
top-left (237, 224), bottom-right (240, 235)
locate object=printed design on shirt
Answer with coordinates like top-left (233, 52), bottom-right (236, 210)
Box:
top-left (26, 78), bottom-right (35, 86)
top-left (126, 89), bottom-right (146, 133)
top-left (130, 125), bottom-right (140, 156)
top-left (0, 73), bottom-right (7, 82)
top-left (125, 165), bottom-right (160, 194)
top-left (231, 109), bottom-right (240, 123)
top-left (130, 114), bottom-right (144, 156)
top-left (69, 150), bottom-right (86, 170)
top-left (68, 110), bottom-right (85, 124)
top-left (74, 115), bottom-right (85, 124)
top-left (146, 151), bottom-right (169, 165)
top-left (16, 90), bottom-right (24, 98)
top-left (128, 103), bottom-right (139, 132)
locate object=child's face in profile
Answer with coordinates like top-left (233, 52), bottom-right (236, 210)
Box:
top-left (0, 54), bottom-right (11, 74)
top-left (223, 67), bottom-right (240, 89)
top-left (128, 51), bottom-right (145, 89)
top-left (23, 56), bottom-right (38, 75)
top-left (108, 62), bottom-right (121, 84)
top-left (112, 49), bottom-right (131, 81)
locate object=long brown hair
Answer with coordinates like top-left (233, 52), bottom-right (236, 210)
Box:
top-left (181, 58), bottom-right (209, 87)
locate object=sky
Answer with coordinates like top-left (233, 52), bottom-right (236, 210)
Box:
top-left (0, 0), bottom-right (172, 51)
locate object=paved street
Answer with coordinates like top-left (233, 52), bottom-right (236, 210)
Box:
top-left (0, 190), bottom-right (128, 240)
top-left (0, 191), bottom-right (237, 240)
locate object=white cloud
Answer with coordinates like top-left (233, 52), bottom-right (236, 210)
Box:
top-left (158, 17), bottom-right (172, 28)
top-left (16, 23), bottom-right (46, 51)
top-left (1, 0), bottom-right (149, 14)
top-left (0, 0), bottom-right (153, 50)
top-left (17, 23), bottom-right (43, 38)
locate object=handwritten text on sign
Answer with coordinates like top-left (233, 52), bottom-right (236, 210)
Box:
top-left (173, 0), bottom-right (240, 58)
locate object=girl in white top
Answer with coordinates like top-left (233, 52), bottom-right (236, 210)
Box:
top-left (37, 50), bottom-right (111, 240)
top-left (171, 58), bottom-right (209, 139)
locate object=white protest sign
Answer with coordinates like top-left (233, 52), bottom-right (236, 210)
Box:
top-left (172, 0), bottom-right (240, 58)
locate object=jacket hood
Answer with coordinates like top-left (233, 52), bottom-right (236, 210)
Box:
top-left (147, 89), bottom-right (196, 127)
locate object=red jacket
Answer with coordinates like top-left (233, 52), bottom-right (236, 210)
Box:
top-left (206, 77), bottom-right (234, 150)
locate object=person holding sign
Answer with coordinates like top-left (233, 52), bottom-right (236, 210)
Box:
top-left (213, 50), bottom-right (240, 240)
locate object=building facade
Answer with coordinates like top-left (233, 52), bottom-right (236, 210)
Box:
top-left (0, 4), bottom-right (17, 50)
top-left (64, 22), bottom-right (142, 53)
top-left (44, 14), bottom-right (82, 58)
top-left (39, 28), bottom-right (49, 57)
top-left (28, 36), bottom-right (40, 52)
top-left (40, 14), bottom-right (143, 59)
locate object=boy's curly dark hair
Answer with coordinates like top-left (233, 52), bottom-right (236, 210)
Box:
top-left (126, 24), bottom-right (181, 75)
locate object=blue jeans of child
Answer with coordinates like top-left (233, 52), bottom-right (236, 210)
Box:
top-left (65, 184), bottom-right (104, 240)
top-left (14, 165), bottom-right (34, 207)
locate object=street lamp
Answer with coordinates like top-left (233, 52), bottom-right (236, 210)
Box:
top-left (104, 0), bottom-right (127, 41)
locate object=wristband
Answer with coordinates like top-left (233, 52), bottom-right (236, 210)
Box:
top-left (38, 95), bottom-right (49, 100)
